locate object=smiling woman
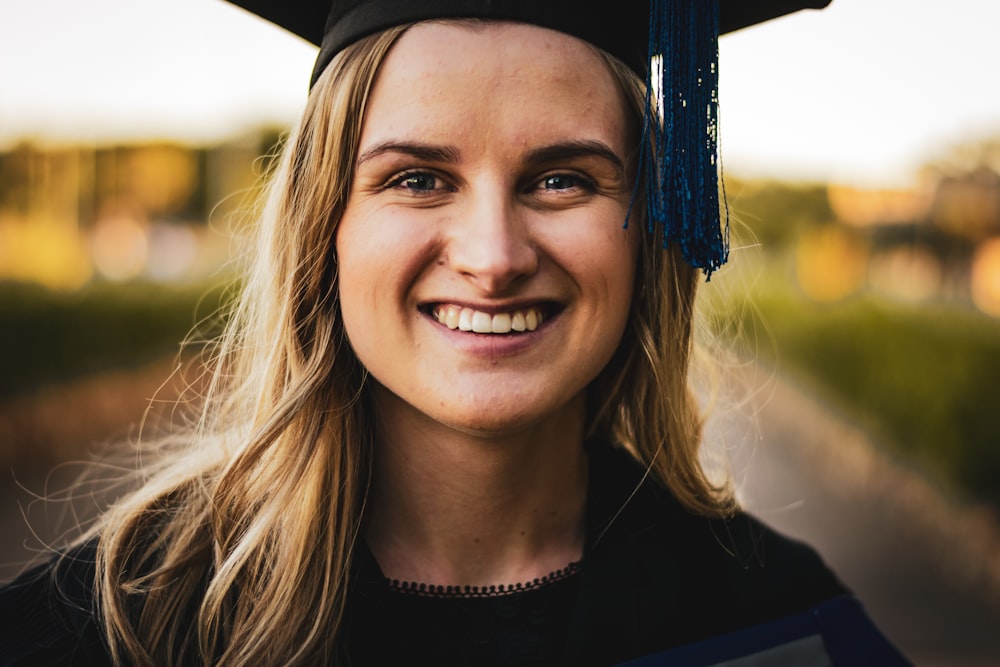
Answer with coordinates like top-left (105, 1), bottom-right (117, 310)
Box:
top-left (338, 23), bottom-right (637, 446)
top-left (0, 2), bottom-right (911, 666)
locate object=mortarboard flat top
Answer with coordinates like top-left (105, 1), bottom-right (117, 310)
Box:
top-left (227, 0), bottom-right (833, 85)
top-left (229, 0), bottom-right (832, 48)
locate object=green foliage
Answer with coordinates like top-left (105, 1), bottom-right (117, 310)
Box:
top-left (0, 280), bottom-right (230, 397)
top-left (732, 280), bottom-right (1000, 506)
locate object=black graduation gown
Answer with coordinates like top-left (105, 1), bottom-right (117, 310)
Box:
top-left (345, 443), bottom-right (911, 666)
top-left (556, 443), bottom-right (912, 666)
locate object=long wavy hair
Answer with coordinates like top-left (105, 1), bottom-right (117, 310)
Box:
top-left (92, 20), bottom-right (733, 667)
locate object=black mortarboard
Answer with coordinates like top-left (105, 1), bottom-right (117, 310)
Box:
top-left (228, 1), bottom-right (832, 75)
top-left (226, 0), bottom-right (832, 276)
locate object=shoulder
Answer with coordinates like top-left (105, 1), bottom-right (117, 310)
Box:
top-left (615, 594), bottom-right (913, 667)
top-left (578, 446), bottom-right (838, 644)
top-left (587, 442), bottom-right (846, 622)
top-left (670, 504), bottom-right (847, 628)
top-left (0, 540), bottom-right (113, 667)
top-left (575, 443), bottom-right (910, 665)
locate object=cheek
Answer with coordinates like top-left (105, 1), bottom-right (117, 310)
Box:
top-left (334, 264), bottom-right (369, 357)
top-left (335, 214), bottom-right (388, 346)
top-left (598, 227), bottom-right (641, 345)
top-left (335, 210), bottom-right (439, 330)
top-left (616, 225), bottom-right (642, 292)
top-left (587, 222), bottom-right (640, 303)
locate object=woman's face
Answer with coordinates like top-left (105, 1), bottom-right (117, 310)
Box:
top-left (336, 21), bottom-right (639, 437)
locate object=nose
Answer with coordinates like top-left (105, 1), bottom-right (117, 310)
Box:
top-left (445, 188), bottom-right (538, 294)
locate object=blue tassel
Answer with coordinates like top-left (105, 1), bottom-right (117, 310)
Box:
top-left (628, 0), bottom-right (728, 278)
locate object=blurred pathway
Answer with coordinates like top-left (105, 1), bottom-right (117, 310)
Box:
top-left (716, 370), bottom-right (1000, 667)
top-left (0, 359), bottom-right (184, 581)
top-left (3, 363), bottom-right (1000, 664)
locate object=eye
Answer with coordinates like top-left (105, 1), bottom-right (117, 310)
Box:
top-left (538, 173), bottom-right (594, 192)
top-left (387, 171), bottom-right (445, 193)
top-left (543, 174), bottom-right (576, 190)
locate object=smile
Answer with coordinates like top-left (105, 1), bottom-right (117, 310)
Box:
top-left (431, 305), bottom-right (546, 334)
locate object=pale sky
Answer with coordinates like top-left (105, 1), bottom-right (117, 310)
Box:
top-left (1, 0), bottom-right (998, 186)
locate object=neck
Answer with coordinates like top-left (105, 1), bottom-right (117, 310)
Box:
top-left (365, 388), bottom-right (589, 588)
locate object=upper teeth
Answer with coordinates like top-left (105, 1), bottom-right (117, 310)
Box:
top-left (433, 305), bottom-right (544, 333)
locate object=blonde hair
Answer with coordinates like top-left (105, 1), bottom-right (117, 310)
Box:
top-left (92, 21), bottom-right (732, 667)
top-left (587, 51), bottom-right (735, 516)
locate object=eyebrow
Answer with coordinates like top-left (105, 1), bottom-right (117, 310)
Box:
top-left (524, 140), bottom-right (626, 177)
top-left (357, 141), bottom-right (460, 166)
top-left (355, 139), bottom-right (626, 175)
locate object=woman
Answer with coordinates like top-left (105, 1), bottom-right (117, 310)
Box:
top-left (1, 1), bottom-right (910, 665)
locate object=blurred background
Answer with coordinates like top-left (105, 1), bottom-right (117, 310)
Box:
top-left (1, 0), bottom-right (999, 664)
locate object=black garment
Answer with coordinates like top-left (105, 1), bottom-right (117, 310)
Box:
top-left (347, 557), bottom-right (582, 666)
top-left (0, 443), bottom-right (910, 666)
top-left (0, 541), bottom-right (107, 666)
top-left (344, 443), bottom-right (909, 666)
top-left (552, 443), bottom-right (909, 665)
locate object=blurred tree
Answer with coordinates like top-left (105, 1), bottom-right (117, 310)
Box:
top-left (725, 178), bottom-right (835, 251)
top-left (920, 136), bottom-right (1000, 242)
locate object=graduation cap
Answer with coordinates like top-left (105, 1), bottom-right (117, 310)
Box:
top-left (227, 0), bottom-right (833, 276)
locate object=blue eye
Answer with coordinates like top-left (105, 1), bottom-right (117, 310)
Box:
top-left (543, 174), bottom-right (578, 190)
top-left (540, 173), bottom-right (597, 193)
top-left (392, 172), bottom-right (440, 191)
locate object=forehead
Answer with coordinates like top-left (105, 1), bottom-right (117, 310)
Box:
top-left (388, 19), bottom-right (609, 78)
top-left (359, 21), bottom-right (631, 152)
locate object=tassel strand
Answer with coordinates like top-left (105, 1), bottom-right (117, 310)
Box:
top-left (628, 0), bottom-right (729, 278)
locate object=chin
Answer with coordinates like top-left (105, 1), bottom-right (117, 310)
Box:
top-left (435, 391), bottom-right (585, 440)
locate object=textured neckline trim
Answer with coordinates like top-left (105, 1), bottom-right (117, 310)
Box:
top-left (385, 560), bottom-right (583, 599)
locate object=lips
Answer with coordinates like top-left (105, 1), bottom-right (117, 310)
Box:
top-left (431, 304), bottom-right (547, 334)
